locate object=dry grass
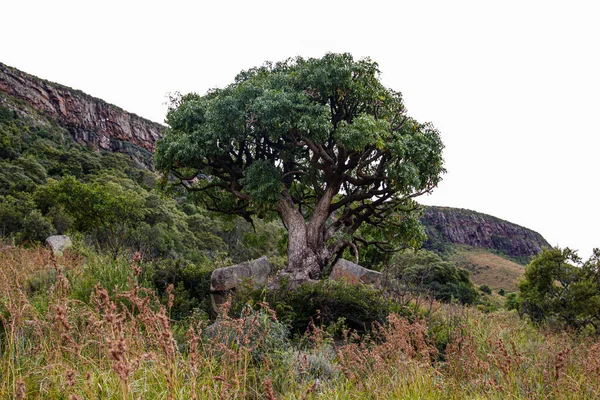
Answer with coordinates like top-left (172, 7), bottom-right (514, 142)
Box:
top-left (451, 248), bottom-right (525, 292)
top-left (1, 246), bottom-right (600, 399)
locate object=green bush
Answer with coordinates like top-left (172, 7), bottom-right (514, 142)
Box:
top-left (142, 258), bottom-right (215, 320)
top-left (207, 304), bottom-right (290, 363)
top-left (479, 284), bottom-right (492, 295)
top-left (20, 209), bottom-right (54, 243)
top-left (237, 280), bottom-right (403, 334)
top-left (384, 250), bottom-right (479, 305)
top-left (517, 247), bottom-right (600, 333)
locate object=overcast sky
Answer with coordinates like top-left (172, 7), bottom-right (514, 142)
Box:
top-left (3, 0), bottom-right (599, 257)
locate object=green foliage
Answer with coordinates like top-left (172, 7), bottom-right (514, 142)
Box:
top-left (156, 53), bottom-right (445, 267)
top-left (505, 292), bottom-right (520, 311)
top-left (238, 280), bottom-right (402, 334)
top-left (479, 284), bottom-right (492, 295)
top-left (384, 249), bottom-right (479, 305)
top-left (241, 159), bottom-right (283, 208)
top-left (208, 304), bottom-right (290, 363)
top-left (517, 247), bottom-right (600, 333)
top-left (142, 258), bottom-right (215, 320)
top-left (46, 205), bottom-right (73, 234)
top-left (36, 175), bottom-right (145, 232)
top-left (20, 209), bottom-right (54, 243)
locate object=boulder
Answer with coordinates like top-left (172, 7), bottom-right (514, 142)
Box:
top-left (45, 235), bottom-right (72, 256)
top-left (210, 256), bottom-right (273, 292)
top-left (329, 259), bottom-right (382, 287)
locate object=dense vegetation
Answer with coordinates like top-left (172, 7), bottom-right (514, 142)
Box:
top-left (1, 246), bottom-right (599, 399)
top-left (2, 56), bottom-right (600, 398)
top-left (508, 247), bottom-right (600, 334)
top-left (0, 94), bottom-right (286, 319)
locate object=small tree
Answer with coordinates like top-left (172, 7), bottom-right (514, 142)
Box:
top-left (384, 250), bottom-right (478, 305)
top-left (35, 176), bottom-right (146, 257)
top-left (517, 247), bottom-right (600, 333)
top-left (156, 54), bottom-right (445, 283)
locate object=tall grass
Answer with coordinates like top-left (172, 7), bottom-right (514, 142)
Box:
top-left (1, 246), bottom-right (599, 399)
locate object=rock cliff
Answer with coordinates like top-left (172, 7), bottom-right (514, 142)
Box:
top-left (0, 62), bottom-right (163, 168)
top-left (421, 206), bottom-right (550, 262)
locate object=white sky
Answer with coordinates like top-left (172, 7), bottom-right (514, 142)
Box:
top-left (3, 0), bottom-right (599, 257)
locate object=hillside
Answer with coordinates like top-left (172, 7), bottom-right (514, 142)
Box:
top-left (0, 62), bottom-right (162, 168)
top-left (447, 247), bottom-right (526, 292)
top-left (420, 206), bottom-right (551, 291)
top-left (421, 206), bottom-right (550, 261)
top-left (0, 66), bottom-right (284, 274)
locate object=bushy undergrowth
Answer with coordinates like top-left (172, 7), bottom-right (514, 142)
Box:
top-left (234, 279), bottom-right (405, 334)
top-left (1, 246), bottom-right (600, 399)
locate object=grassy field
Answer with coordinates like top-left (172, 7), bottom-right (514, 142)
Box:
top-left (1, 246), bottom-right (599, 399)
top-left (450, 247), bottom-right (526, 292)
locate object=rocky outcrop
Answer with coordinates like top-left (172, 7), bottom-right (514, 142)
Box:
top-left (210, 256), bottom-right (274, 292)
top-left (421, 206), bottom-right (550, 261)
top-left (0, 62), bottom-right (163, 168)
top-left (210, 256), bottom-right (275, 312)
top-left (329, 259), bottom-right (382, 287)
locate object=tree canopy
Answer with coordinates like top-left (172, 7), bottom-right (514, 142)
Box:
top-left (156, 53), bottom-right (445, 281)
top-left (515, 247), bottom-right (600, 333)
top-left (384, 250), bottom-right (478, 305)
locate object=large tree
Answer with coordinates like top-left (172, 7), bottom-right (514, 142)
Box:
top-left (155, 53), bottom-right (445, 283)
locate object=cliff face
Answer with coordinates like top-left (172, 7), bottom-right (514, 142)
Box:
top-left (0, 62), bottom-right (163, 167)
top-left (421, 206), bottom-right (550, 262)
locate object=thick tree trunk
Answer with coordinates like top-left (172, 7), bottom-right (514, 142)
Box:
top-left (276, 192), bottom-right (331, 286)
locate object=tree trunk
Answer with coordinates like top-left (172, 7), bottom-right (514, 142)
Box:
top-left (276, 192), bottom-right (331, 286)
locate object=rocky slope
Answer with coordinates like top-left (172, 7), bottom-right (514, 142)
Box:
top-left (421, 206), bottom-right (550, 262)
top-left (0, 62), bottom-right (163, 168)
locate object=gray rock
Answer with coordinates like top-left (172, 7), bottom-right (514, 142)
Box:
top-left (45, 235), bottom-right (72, 256)
top-left (329, 259), bottom-right (382, 287)
top-left (210, 256), bottom-right (273, 292)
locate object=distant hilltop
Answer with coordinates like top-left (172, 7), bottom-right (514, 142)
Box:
top-left (0, 62), bottom-right (163, 168)
top-left (421, 206), bottom-right (551, 262)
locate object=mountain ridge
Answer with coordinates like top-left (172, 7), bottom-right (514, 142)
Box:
top-left (0, 62), bottom-right (162, 168)
top-left (421, 205), bottom-right (550, 263)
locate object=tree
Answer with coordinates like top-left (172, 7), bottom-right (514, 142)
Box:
top-left (517, 247), bottom-right (600, 333)
top-left (35, 175), bottom-right (146, 256)
top-left (383, 250), bottom-right (478, 305)
top-left (156, 53), bottom-right (445, 283)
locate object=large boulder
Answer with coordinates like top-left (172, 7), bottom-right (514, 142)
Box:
top-left (329, 259), bottom-right (382, 288)
top-left (45, 235), bottom-right (72, 256)
top-left (210, 256), bottom-right (273, 292)
top-left (210, 256), bottom-right (275, 314)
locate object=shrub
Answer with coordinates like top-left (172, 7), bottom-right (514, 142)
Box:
top-left (207, 303), bottom-right (289, 363)
top-left (142, 258), bottom-right (214, 320)
top-left (20, 209), bottom-right (54, 243)
top-left (517, 247), bottom-right (600, 333)
top-left (238, 280), bottom-right (403, 334)
top-left (479, 284), bottom-right (492, 295)
top-left (384, 250), bottom-right (479, 305)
